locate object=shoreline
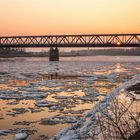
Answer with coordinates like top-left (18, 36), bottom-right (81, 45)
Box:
top-left (52, 74), bottom-right (140, 140)
top-left (0, 54), bottom-right (140, 58)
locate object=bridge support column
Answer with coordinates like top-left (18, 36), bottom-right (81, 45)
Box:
top-left (49, 47), bottom-right (59, 61)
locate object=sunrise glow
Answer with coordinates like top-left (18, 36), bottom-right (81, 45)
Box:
top-left (0, 0), bottom-right (140, 36)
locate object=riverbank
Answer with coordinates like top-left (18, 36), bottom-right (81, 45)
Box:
top-left (127, 83), bottom-right (140, 140)
top-left (0, 47), bottom-right (140, 58)
top-left (52, 75), bottom-right (140, 140)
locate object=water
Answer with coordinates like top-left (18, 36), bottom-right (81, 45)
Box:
top-left (0, 56), bottom-right (140, 139)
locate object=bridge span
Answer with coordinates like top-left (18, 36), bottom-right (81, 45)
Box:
top-left (0, 33), bottom-right (140, 61)
top-left (0, 33), bottom-right (140, 48)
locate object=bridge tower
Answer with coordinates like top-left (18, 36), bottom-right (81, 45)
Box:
top-left (49, 47), bottom-right (59, 61)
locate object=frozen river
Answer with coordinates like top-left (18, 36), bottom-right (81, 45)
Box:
top-left (0, 56), bottom-right (140, 139)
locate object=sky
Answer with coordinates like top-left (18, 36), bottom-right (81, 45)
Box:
top-left (0, 0), bottom-right (140, 36)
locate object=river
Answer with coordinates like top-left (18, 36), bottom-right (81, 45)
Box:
top-left (0, 56), bottom-right (140, 139)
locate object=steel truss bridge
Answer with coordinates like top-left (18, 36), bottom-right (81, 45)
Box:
top-left (0, 34), bottom-right (140, 48)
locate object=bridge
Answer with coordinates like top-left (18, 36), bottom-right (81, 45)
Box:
top-left (0, 33), bottom-right (140, 48)
top-left (0, 33), bottom-right (140, 61)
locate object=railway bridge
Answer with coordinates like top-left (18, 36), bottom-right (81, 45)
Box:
top-left (0, 33), bottom-right (140, 61)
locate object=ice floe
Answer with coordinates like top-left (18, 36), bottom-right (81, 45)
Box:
top-left (40, 115), bottom-right (78, 125)
top-left (0, 89), bottom-right (48, 100)
top-left (80, 96), bottom-right (98, 102)
top-left (0, 116), bottom-right (4, 119)
top-left (0, 90), bottom-right (18, 95)
top-left (35, 100), bottom-right (65, 111)
top-left (0, 130), bottom-right (10, 135)
top-left (48, 106), bottom-right (64, 111)
top-left (12, 132), bottom-right (28, 140)
top-left (29, 108), bottom-right (45, 113)
top-left (128, 91), bottom-right (140, 100)
top-left (19, 87), bottom-right (40, 92)
top-left (52, 95), bottom-right (73, 100)
top-left (14, 120), bottom-right (39, 126)
top-left (83, 89), bottom-right (100, 97)
top-left (22, 91), bottom-right (48, 99)
top-left (7, 108), bottom-right (29, 116)
top-left (35, 100), bottom-right (58, 107)
top-left (60, 109), bottom-right (87, 115)
top-left (0, 93), bottom-right (24, 100)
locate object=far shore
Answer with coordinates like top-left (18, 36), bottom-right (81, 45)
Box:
top-left (0, 53), bottom-right (140, 58)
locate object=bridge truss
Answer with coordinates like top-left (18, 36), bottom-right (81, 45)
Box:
top-left (0, 34), bottom-right (140, 48)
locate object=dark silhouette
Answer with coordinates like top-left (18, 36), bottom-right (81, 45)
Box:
top-left (49, 47), bottom-right (59, 61)
top-left (0, 34), bottom-right (140, 48)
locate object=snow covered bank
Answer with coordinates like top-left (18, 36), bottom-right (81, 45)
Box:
top-left (51, 74), bottom-right (140, 140)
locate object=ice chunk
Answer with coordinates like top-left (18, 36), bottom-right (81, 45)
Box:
top-left (30, 108), bottom-right (44, 113)
top-left (0, 130), bottom-right (10, 135)
top-left (49, 106), bottom-right (64, 111)
top-left (22, 92), bottom-right (48, 99)
top-left (12, 132), bottom-right (28, 140)
top-left (80, 96), bottom-right (98, 101)
top-left (52, 95), bottom-right (73, 99)
top-left (35, 100), bottom-right (58, 107)
top-left (40, 115), bottom-right (78, 125)
top-left (7, 108), bottom-right (29, 116)
top-left (0, 116), bottom-right (4, 119)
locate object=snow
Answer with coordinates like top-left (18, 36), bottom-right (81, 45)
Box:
top-left (129, 91), bottom-right (140, 100)
top-left (51, 74), bottom-right (140, 140)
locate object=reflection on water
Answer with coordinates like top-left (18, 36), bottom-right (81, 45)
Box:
top-left (115, 63), bottom-right (126, 73)
top-left (0, 56), bottom-right (140, 139)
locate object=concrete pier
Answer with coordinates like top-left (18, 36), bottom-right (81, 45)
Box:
top-left (49, 47), bottom-right (59, 61)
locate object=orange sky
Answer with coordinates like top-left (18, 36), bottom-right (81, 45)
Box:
top-left (0, 0), bottom-right (140, 36)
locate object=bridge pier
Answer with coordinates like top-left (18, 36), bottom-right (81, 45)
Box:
top-left (49, 47), bottom-right (59, 61)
